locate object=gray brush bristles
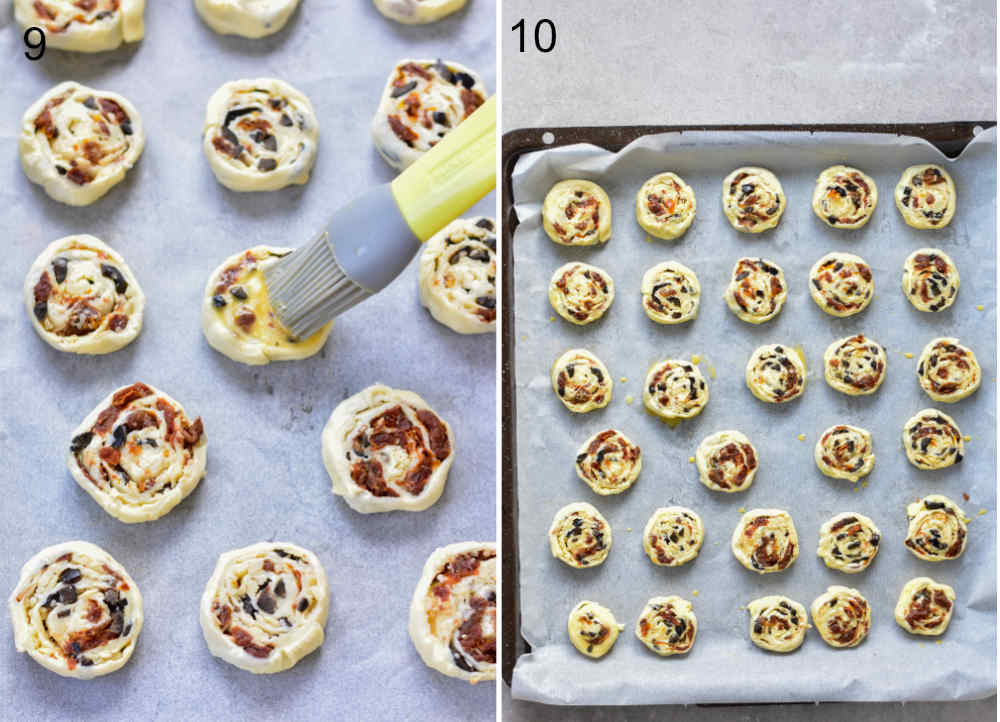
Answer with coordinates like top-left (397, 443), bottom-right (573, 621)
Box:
top-left (264, 231), bottom-right (373, 340)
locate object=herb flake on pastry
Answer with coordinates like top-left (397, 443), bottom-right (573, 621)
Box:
top-left (549, 262), bottom-right (614, 325)
top-left (567, 600), bottom-right (623, 659)
top-left (731, 508), bottom-right (798, 574)
top-left (542, 179), bottom-right (612, 246)
top-left (745, 344), bottom-right (806, 404)
top-left (643, 506), bottom-right (704, 567)
top-left (895, 164), bottom-right (956, 229)
top-left (916, 337), bottom-right (981, 402)
top-left (817, 512), bottom-right (881, 573)
top-left (814, 424), bottom-right (874, 482)
top-left (894, 577), bottom-right (956, 636)
top-left (643, 358), bottom-right (709, 420)
top-left (722, 167), bottom-right (784, 232)
top-left (551, 349), bottom-right (612, 413)
top-left (635, 596), bottom-right (697, 656)
top-left (811, 165), bottom-right (877, 228)
top-left (195, 0), bottom-right (300, 38)
top-left (902, 248), bottom-right (960, 312)
top-left (696, 430), bottom-right (758, 492)
top-left (810, 586), bottom-right (871, 648)
top-left (746, 596), bottom-right (809, 653)
top-left (635, 172), bottom-right (696, 239)
top-left (14, 0), bottom-right (144, 52)
top-left (724, 257), bottom-right (787, 324)
top-left (902, 409), bottom-right (963, 470)
top-left (808, 252), bottom-right (874, 317)
top-left (823, 334), bottom-right (887, 396)
top-left (374, 0), bottom-right (466, 24)
top-left (419, 217), bottom-right (496, 334)
top-left (548, 502), bottom-right (611, 569)
top-left (904, 495), bottom-right (969, 561)
top-left (574, 429), bottom-right (641, 495)
top-left (641, 261), bottom-right (700, 324)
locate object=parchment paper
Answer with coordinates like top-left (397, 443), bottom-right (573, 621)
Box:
top-left (0, 2), bottom-right (495, 720)
top-left (510, 129), bottom-right (996, 705)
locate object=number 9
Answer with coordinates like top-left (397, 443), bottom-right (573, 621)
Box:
top-left (24, 27), bottom-right (45, 61)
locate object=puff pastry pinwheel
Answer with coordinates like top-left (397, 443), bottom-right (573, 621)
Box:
top-left (722, 167), bottom-right (785, 232)
top-left (542, 179), bottom-right (612, 246)
top-left (745, 344), bottom-right (806, 404)
top-left (20, 82), bottom-right (144, 206)
top-left (731, 508), bottom-right (798, 574)
top-left (372, 59), bottom-right (487, 171)
top-left (814, 424), bottom-right (874, 483)
top-left (894, 164), bottom-right (957, 229)
top-left (9, 541), bottom-right (142, 679)
top-left (810, 586), bottom-right (871, 648)
top-left (14, 0), bottom-right (144, 52)
top-left (641, 261), bottom-right (700, 324)
top-left (808, 252), bottom-right (874, 317)
top-left (419, 217), bottom-right (497, 334)
top-left (200, 543), bottom-right (328, 674)
top-left (902, 248), bottom-right (960, 312)
top-left (25, 235), bottom-right (144, 355)
top-left (551, 349), bottom-right (612, 413)
top-left (695, 430), bottom-right (758, 493)
top-left (724, 257), bottom-right (788, 324)
top-left (195, 0), bottom-right (300, 37)
top-left (322, 384), bottom-right (455, 513)
top-left (894, 577), bottom-right (956, 636)
top-left (374, 0), bottom-right (466, 24)
top-left (643, 507), bottom-right (704, 567)
top-left (567, 600), bottom-right (623, 659)
top-left (409, 541), bottom-right (495, 683)
top-left (746, 596), bottom-right (809, 653)
top-left (548, 262), bottom-right (614, 325)
top-left (643, 358), bottom-right (709, 421)
top-left (811, 165), bottom-right (878, 228)
top-left (902, 409), bottom-right (964, 470)
top-left (916, 337), bottom-right (981, 403)
top-left (67, 383), bottom-right (206, 523)
top-left (635, 596), bottom-right (697, 656)
top-left (904, 494), bottom-right (969, 561)
top-left (817, 512), bottom-right (881, 573)
top-left (574, 429), bottom-right (641, 495)
top-left (823, 334), bottom-right (887, 396)
top-left (548, 502), bottom-right (611, 569)
top-left (635, 172), bottom-right (697, 239)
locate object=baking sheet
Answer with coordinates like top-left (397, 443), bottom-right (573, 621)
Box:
top-left (510, 129), bottom-right (996, 705)
top-left (0, 2), bottom-right (496, 720)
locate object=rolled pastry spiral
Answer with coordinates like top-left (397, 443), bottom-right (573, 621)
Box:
top-left (574, 429), bottom-right (641, 495)
top-left (14, 0), bottom-right (144, 51)
top-left (9, 541), bottom-right (142, 679)
top-left (904, 494), bottom-right (969, 561)
top-left (642, 506), bottom-right (705, 567)
top-left (808, 252), bottom-right (874, 317)
top-left (894, 577), bottom-right (956, 636)
top-left (641, 261), bottom-right (701, 324)
top-left (746, 596), bottom-right (809, 653)
top-left (635, 172), bottom-right (697, 239)
top-left (731, 508), bottom-right (798, 574)
top-left (745, 344), bottom-right (806, 404)
top-left (202, 246), bottom-right (333, 365)
top-left (823, 334), bottom-right (887, 396)
top-left (25, 235), bottom-right (144, 355)
top-left (548, 502), bottom-right (612, 569)
top-left (322, 384), bottom-right (455, 513)
top-left (635, 596), bottom-right (697, 656)
top-left (902, 248), bottom-right (960, 312)
top-left (201, 543), bottom-right (329, 674)
top-left (374, 0), bottom-right (467, 24)
top-left (810, 586), bottom-right (871, 648)
top-left (372, 59), bottom-right (487, 171)
top-left (902, 409), bottom-right (964, 470)
top-left (567, 600), bottom-right (623, 659)
top-left (721, 167), bottom-right (785, 232)
top-left (195, 0), bottom-right (300, 38)
top-left (916, 337), bottom-right (981, 403)
top-left (643, 358), bottom-right (709, 420)
top-left (695, 430), bottom-right (758, 493)
top-left (549, 262), bottom-right (615, 325)
top-left (551, 349), bottom-right (613, 413)
top-left (814, 424), bottom-right (874, 482)
top-left (409, 541), bottom-right (496, 683)
top-left (811, 165), bottom-right (878, 228)
top-left (542, 179), bottom-right (612, 246)
top-left (203, 78), bottom-right (319, 192)
top-left (724, 257), bottom-right (788, 324)
top-left (67, 383), bottom-right (206, 523)
top-left (817, 512), bottom-right (881, 573)
top-left (20, 81), bottom-right (144, 206)
top-left (894, 164), bottom-right (957, 229)
top-left (419, 217), bottom-right (497, 334)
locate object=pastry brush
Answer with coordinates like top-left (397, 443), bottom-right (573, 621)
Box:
top-left (264, 95), bottom-right (496, 340)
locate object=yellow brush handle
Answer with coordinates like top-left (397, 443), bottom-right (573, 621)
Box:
top-left (390, 95), bottom-right (497, 242)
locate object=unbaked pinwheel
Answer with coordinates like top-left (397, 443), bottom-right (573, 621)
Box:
top-left (721, 167), bottom-right (785, 232)
top-left (635, 596), bottom-right (697, 656)
top-left (549, 262), bottom-right (615, 325)
top-left (67, 383), bottom-right (206, 523)
top-left (894, 577), bottom-right (956, 636)
top-left (823, 334), bottom-right (887, 396)
top-left (409, 541), bottom-right (495, 682)
top-left (8, 541), bottom-right (142, 679)
top-left (542, 179), bottom-right (612, 246)
top-left (574, 429), bottom-right (641, 495)
top-left (810, 586), bottom-right (871, 648)
top-left (902, 409), bottom-right (964, 470)
top-left (372, 59), bottom-right (487, 171)
top-left (374, 0), bottom-right (466, 24)
top-left (643, 506), bottom-right (704, 567)
top-left (418, 216), bottom-right (496, 334)
top-left (808, 252), bottom-right (874, 317)
top-left (902, 248), bottom-right (960, 312)
top-left (894, 164), bottom-right (957, 229)
top-left (551, 349), bottom-right (612, 413)
top-left (731, 508), bottom-right (798, 574)
top-left (916, 337), bottom-right (981, 403)
top-left (635, 172), bottom-right (697, 239)
top-left (904, 494), bottom-right (969, 562)
top-left (203, 246), bottom-right (333, 365)
top-left (817, 512), bottom-right (881, 573)
top-left (322, 384), bottom-right (455, 513)
top-left (746, 596), bottom-right (809, 653)
top-left (695, 430), bottom-right (758, 493)
top-left (811, 165), bottom-right (878, 228)
top-left (20, 82), bottom-right (144, 206)
top-left (641, 261), bottom-right (700, 324)
top-left (724, 257), bottom-right (788, 324)
top-left (567, 600), bottom-right (623, 659)
top-left (814, 424), bottom-right (874, 483)
top-left (643, 358), bottom-right (709, 421)
top-left (201, 543), bottom-right (329, 674)
top-left (25, 235), bottom-right (144, 354)
top-left (14, 0), bottom-right (144, 51)
top-left (745, 344), bottom-right (806, 404)
top-left (548, 502), bottom-right (612, 569)
top-left (203, 78), bottom-right (319, 192)
top-left (195, 0), bottom-right (300, 37)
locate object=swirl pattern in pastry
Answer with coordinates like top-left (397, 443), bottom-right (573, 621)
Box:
top-left (635, 172), bottom-right (697, 239)
top-left (902, 409), bottom-right (964, 470)
top-left (814, 424), bottom-right (874, 482)
top-left (549, 262), bottom-right (614, 325)
top-left (894, 164), bottom-right (956, 229)
top-left (643, 507), bottom-right (704, 567)
top-left (551, 349), bottom-right (613, 413)
top-left (724, 257), bottom-right (787, 324)
top-left (916, 337), bottom-right (981, 403)
top-left (823, 334), bottom-right (887, 396)
top-left (14, 0), bottom-right (144, 51)
top-left (731, 508), bottom-right (798, 574)
top-left (902, 248), bottom-right (960, 312)
top-left (894, 577), bottom-right (956, 636)
top-left (810, 586), bottom-right (871, 648)
top-left (635, 596), bottom-right (697, 656)
top-left (904, 494), bottom-right (969, 561)
top-left (567, 600), bottom-right (623, 659)
top-left (746, 595), bottom-right (809, 653)
top-left (745, 344), bottom-right (806, 404)
top-left (542, 179), bottom-right (612, 246)
top-left (811, 165), bottom-right (878, 228)
top-left (195, 0), bottom-right (300, 37)
top-left (548, 502), bottom-right (612, 569)
top-left (695, 430), bottom-right (758, 493)
top-left (817, 512), bottom-right (881, 573)
top-left (374, 0), bottom-right (466, 24)
top-left (200, 542), bottom-right (328, 674)
top-left (641, 261), bottom-right (700, 324)
top-left (808, 252), bottom-right (874, 317)
top-left (643, 358), bottom-right (709, 420)
top-left (722, 167), bottom-right (784, 232)
top-left (419, 217), bottom-right (496, 334)
top-left (575, 429), bottom-right (641, 495)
